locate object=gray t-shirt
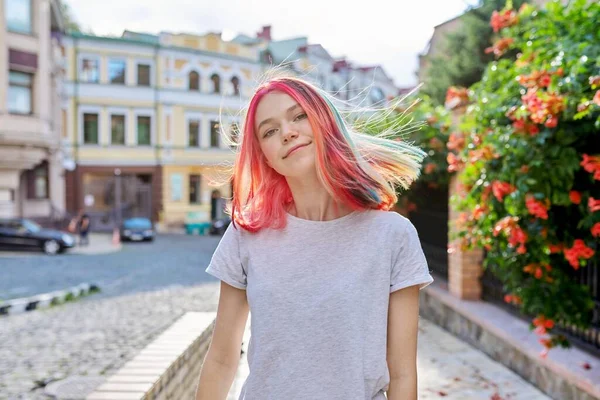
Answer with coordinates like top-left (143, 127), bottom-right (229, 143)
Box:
top-left (205, 209), bottom-right (433, 400)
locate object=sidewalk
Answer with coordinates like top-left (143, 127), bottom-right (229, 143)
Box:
top-left (70, 233), bottom-right (122, 255)
top-left (227, 318), bottom-right (549, 400)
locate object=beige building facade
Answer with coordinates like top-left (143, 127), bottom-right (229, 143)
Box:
top-left (0, 0), bottom-right (65, 218)
top-left (0, 0), bottom-right (65, 219)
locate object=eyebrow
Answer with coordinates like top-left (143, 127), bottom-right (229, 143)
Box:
top-left (257, 104), bottom-right (302, 132)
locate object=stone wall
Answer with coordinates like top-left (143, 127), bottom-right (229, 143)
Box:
top-left (86, 312), bottom-right (216, 400)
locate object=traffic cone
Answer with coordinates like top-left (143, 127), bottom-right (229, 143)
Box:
top-left (112, 228), bottom-right (120, 246)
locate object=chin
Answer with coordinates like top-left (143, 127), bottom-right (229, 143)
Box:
top-left (277, 158), bottom-right (316, 178)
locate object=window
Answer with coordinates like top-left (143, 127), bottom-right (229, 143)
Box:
top-left (8, 71), bottom-right (32, 114)
top-left (230, 122), bottom-right (239, 149)
top-left (210, 121), bottom-right (220, 148)
top-left (109, 59), bottom-right (126, 84)
top-left (189, 71), bottom-right (200, 91)
top-left (32, 163), bottom-right (48, 199)
top-left (189, 175), bottom-right (201, 204)
top-left (319, 74), bottom-right (326, 88)
top-left (370, 87), bottom-right (385, 104)
top-left (211, 73), bottom-right (220, 93)
top-left (26, 162), bottom-right (48, 199)
top-left (80, 58), bottom-right (99, 83)
top-left (231, 76), bottom-right (240, 96)
top-left (331, 84), bottom-right (339, 95)
top-left (6, 0), bottom-right (31, 34)
top-left (188, 120), bottom-right (200, 147)
top-left (83, 113), bottom-right (99, 144)
top-left (137, 64), bottom-right (151, 86)
top-left (111, 115), bottom-right (126, 145)
top-left (137, 116), bottom-right (151, 145)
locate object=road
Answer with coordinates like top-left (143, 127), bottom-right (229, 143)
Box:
top-left (0, 234), bottom-right (223, 301)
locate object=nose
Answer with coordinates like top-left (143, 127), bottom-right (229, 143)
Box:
top-left (281, 124), bottom-right (299, 143)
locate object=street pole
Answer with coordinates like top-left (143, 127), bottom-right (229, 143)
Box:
top-left (114, 168), bottom-right (122, 226)
top-left (113, 168), bottom-right (122, 245)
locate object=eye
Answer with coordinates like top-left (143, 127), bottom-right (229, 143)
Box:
top-left (294, 113), bottom-right (307, 121)
top-left (263, 128), bottom-right (276, 138)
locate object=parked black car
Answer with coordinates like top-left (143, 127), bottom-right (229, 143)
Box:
top-left (0, 218), bottom-right (76, 255)
top-left (120, 217), bottom-right (155, 242)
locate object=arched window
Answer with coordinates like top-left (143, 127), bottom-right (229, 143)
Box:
top-left (189, 71), bottom-right (200, 91)
top-left (230, 122), bottom-right (239, 148)
top-left (231, 76), bottom-right (240, 96)
top-left (211, 73), bottom-right (221, 93)
top-left (370, 87), bottom-right (385, 104)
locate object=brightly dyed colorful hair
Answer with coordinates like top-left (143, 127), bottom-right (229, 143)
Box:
top-left (229, 73), bottom-right (426, 232)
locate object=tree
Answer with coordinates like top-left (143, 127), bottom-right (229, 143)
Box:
top-left (58, 0), bottom-right (83, 33)
top-left (420, 0), bottom-right (529, 105)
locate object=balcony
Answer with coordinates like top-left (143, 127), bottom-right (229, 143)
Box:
top-left (0, 113), bottom-right (57, 151)
top-left (0, 146), bottom-right (46, 170)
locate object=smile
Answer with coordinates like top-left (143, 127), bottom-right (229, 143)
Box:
top-left (283, 142), bottom-right (311, 159)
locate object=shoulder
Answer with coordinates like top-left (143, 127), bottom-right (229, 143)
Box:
top-left (359, 209), bottom-right (412, 234)
top-left (223, 221), bottom-right (258, 245)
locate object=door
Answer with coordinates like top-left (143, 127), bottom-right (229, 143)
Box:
top-left (82, 173), bottom-right (153, 232)
top-left (211, 190), bottom-right (223, 220)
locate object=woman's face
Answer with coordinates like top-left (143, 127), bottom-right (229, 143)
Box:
top-left (254, 91), bottom-right (316, 178)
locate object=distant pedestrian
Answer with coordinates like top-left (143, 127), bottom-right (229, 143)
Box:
top-left (77, 210), bottom-right (90, 246)
top-left (196, 72), bottom-right (433, 400)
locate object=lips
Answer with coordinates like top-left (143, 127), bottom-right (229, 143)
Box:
top-left (283, 142), bottom-right (311, 159)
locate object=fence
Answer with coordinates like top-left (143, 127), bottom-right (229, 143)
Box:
top-left (408, 183), bottom-right (449, 280)
top-left (481, 260), bottom-right (600, 357)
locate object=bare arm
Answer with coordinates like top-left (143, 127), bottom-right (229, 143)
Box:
top-left (386, 285), bottom-right (420, 400)
top-left (196, 282), bottom-right (249, 400)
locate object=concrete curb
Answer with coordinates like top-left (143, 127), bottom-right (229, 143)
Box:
top-left (0, 283), bottom-right (100, 316)
top-left (420, 277), bottom-right (600, 400)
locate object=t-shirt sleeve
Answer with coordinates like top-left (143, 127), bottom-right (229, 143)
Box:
top-left (205, 223), bottom-right (247, 290)
top-left (390, 219), bottom-right (434, 293)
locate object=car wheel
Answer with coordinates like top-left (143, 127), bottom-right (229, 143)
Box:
top-left (43, 240), bottom-right (60, 255)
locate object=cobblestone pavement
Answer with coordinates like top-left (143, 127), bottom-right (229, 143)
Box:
top-left (0, 282), bottom-right (221, 399)
top-left (0, 234), bottom-right (222, 301)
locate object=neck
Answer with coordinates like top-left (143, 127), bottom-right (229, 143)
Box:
top-left (285, 169), bottom-right (353, 221)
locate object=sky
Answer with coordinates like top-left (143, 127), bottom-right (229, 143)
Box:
top-left (65, 0), bottom-right (479, 88)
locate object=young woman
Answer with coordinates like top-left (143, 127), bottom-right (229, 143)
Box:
top-left (196, 74), bottom-right (433, 400)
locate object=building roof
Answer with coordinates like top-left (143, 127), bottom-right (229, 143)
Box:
top-left (67, 32), bottom-right (260, 64)
top-left (122, 30), bottom-right (160, 44)
top-left (266, 37), bottom-right (308, 64)
top-left (231, 34), bottom-right (262, 46)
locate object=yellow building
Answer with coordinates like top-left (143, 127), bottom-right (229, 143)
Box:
top-left (62, 30), bottom-right (262, 229)
top-left (62, 26), bottom-right (403, 230)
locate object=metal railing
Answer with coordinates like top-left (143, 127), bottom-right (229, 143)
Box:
top-left (481, 261), bottom-right (600, 357)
